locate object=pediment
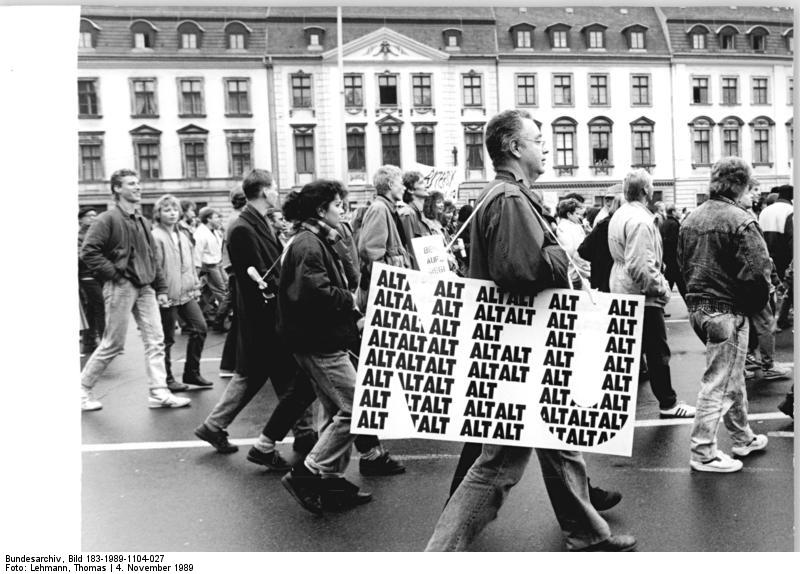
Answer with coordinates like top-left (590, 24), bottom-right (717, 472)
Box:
top-left (323, 27), bottom-right (448, 63)
top-left (375, 113), bottom-right (404, 127)
top-left (129, 124), bottom-right (161, 136)
top-left (176, 124), bottom-right (208, 135)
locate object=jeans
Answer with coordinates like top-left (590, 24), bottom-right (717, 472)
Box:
top-left (159, 299), bottom-right (207, 380)
top-left (81, 278), bottom-right (167, 393)
top-left (200, 262), bottom-right (229, 326)
top-left (204, 338), bottom-right (314, 440)
top-left (643, 306), bottom-right (678, 409)
top-left (294, 351), bottom-right (358, 476)
top-left (777, 287), bottom-right (793, 327)
top-left (426, 445), bottom-right (610, 551)
top-left (79, 277), bottom-right (105, 349)
top-left (748, 304), bottom-right (775, 369)
top-left (689, 310), bottom-right (756, 462)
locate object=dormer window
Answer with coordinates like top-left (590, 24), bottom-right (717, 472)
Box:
top-left (687, 24), bottom-right (710, 50)
top-left (304, 26), bottom-right (325, 50)
top-left (622, 24), bottom-right (648, 50)
top-left (582, 24), bottom-right (608, 49)
top-left (748, 26), bottom-right (768, 51)
top-left (510, 23), bottom-right (535, 49)
top-left (443, 28), bottom-right (462, 50)
top-left (718, 25), bottom-right (739, 50)
top-left (131, 20), bottom-right (158, 49)
top-left (177, 21), bottom-right (204, 50)
top-left (783, 28), bottom-right (793, 52)
top-left (225, 21), bottom-right (251, 50)
top-left (546, 23), bottom-right (571, 49)
top-left (79, 18), bottom-right (100, 49)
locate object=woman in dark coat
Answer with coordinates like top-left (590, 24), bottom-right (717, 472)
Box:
top-left (577, 194), bottom-right (622, 293)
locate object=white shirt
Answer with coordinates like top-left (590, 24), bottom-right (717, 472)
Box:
top-left (193, 223), bottom-right (223, 265)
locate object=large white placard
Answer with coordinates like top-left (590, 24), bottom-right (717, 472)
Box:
top-left (352, 263), bottom-right (644, 456)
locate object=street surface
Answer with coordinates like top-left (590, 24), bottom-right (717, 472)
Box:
top-left (80, 294), bottom-right (795, 552)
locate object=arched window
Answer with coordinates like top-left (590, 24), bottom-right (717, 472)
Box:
top-left (79, 18), bottom-right (101, 49)
top-left (130, 20), bottom-right (158, 49)
top-left (717, 25), bottom-right (739, 51)
top-left (304, 26), bottom-right (325, 50)
top-left (749, 116), bottom-right (774, 165)
top-left (546, 23), bottom-right (571, 49)
top-left (582, 23), bottom-right (607, 49)
top-left (588, 117), bottom-right (613, 174)
top-left (177, 21), bottom-right (204, 50)
top-left (747, 26), bottom-right (769, 52)
top-left (622, 24), bottom-right (648, 50)
top-left (630, 117), bottom-right (655, 169)
top-left (687, 24), bottom-right (710, 50)
top-left (442, 28), bottom-right (462, 50)
top-left (689, 116), bottom-right (715, 167)
top-left (784, 28), bottom-right (794, 53)
top-left (225, 21), bottom-right (251, 50)
top-left (719, 116), bottom-right (744, 157)
top-left (552, 117), bottom-right (577, 175)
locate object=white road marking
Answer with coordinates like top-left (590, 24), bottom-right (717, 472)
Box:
top-left (81, 412), bottom-right (793, 453)
top-left (767, 431), bottom-right (795, 438)
top-left (638, 467), bottom-right (788, 474)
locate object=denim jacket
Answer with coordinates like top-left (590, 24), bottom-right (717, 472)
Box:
top-left (608, 201), bottom-right (670, 308)
top-left (677, 196), bottom-right (771, 315)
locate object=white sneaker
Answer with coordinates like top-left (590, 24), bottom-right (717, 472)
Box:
top-left (81, 388), bottom-right (102, 412)
top-left (148, 390), bottom-right (191, 409)
top-left (762, 365), bottom-right (791, 381)
top-left (690, 451), bottom-right (743, 473)
top-left (659, 401), bottom-right (696, 419)
top-left (732, 434), bottom-right (768, 457)
top-left (219, 369), bottom-right (235, 378)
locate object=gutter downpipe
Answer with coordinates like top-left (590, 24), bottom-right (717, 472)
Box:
top-left (264, 55), bottom-right (280, 188)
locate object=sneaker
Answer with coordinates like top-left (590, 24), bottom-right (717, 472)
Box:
top-left (690, 451), bottom-right (743, 473)
top-left (148, 390), bottom-right (191, 409)
top-left (573, 534), bottom-right (637, 552)
top-left (219, 369), bottom-right (235, 378)
top-left (745, 353), bottom-right (761, 370)
top-left (246, 447), bottom-right (291, 471)
top-left (744, 369), bottom-right (757, 381)
top-left (81, 388), bottom-right (102, 412)
top-left (194, 423), bottom-right (238, 454)
top-left (281, 467), bottom-right (323, 515)
top-left (659, 401), bottom-right (696, 418)
top-left (359, 451), bottom-right (406, 476)
top-left (588, 479), bottom-right (622, 511)
top-left (762, 364), bottom-right (791, 381)
top-left (319, 476), bottom-right (373, 511)
top-left (732, 434), bottom-right (768, 457)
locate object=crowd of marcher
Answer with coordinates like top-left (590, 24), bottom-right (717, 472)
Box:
top-left (78, 107), bottom-right (793, 550)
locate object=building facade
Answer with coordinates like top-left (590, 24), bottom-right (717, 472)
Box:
top-left (77, 5), bottom-right (794, 215)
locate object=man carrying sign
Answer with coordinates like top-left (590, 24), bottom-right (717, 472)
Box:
top-left (425, 109), bottom-right (635, 552)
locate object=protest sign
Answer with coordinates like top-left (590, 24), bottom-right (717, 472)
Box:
top-left (352, 263), bottom-right (644, 456)
top-left (412, 162), bottom-right (463, 202)
top-left (411, 235), bottom-right (450, 276)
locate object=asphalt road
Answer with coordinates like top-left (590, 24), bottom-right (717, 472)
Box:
top-left (80, 294), bottom-right (795, 552)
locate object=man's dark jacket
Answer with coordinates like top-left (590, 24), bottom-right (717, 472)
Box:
top-left (659, 214), bottom-right (682, 284)
top-left (577, 217), bottom-right (613, 292)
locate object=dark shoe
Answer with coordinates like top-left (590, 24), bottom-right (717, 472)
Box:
top-left (320, 476), bottom-right (373, 511)
top-left (292, 432), bottom-right (318, 457)
top-left (281, 468), bottom-right (323, 515)
top-left (588, 479), bottom-right (622, 511)
top-left (167, 380), bottom-right (190, 392)
top-left (182, 373), bottom-right (213, 387)
top-left (246, 447), bottom-right (291, 471)
top-left (778, 396), bottom-right (794, 418)
top-left (574, 534), bottom-right (637, 552)
top-left (194, 423), bottom-right (238, 454)
top-left (359, 451), bottom-right (406, 476)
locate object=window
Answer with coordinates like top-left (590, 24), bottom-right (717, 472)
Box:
top-left (719, 27), bottom-right (737, 50)
top-left (692, 77), bottom-right (709, 104)
top-left (78, 79), bottom-right (100, 117)
top-left (225, 78), bottom-right (251, 116)
top-left (378, 74), bottom-right (398, 107)
top-left (588, 30), bottom-right (604, 48)
top-left (177, 21), bottom-right (203, 49)
top-left (462, 74), bottom-right (482, 107)
top-left (78, 132), bottom-right (104, 181)
top-left (443, 29), bottom-right (462, 49)
top-left (752, 77), bottom-right (769, 105)
top-left (750, 116), bottom-right (774, 165)
top-left (785, 29), bottom-right (794, 53)
top-left (588, 117), bottom-right (613, 174)
top-left (721, 77), bottom-right (738, 105)
top-left (692, 32), bottom-right (706, 50)
top-left (552, 118), bottom-right (576, 172)
top-left (177, 125), bottom-right (208, 179)
top-left (130, 20), bottom-right (156, 49)
top-left (623, 24), bottom-right (648, 50)
top-left (291, 74), bottom-right (312, 108)
top-left (178, 78), bottom-right (204, 116)
top-left (412, 74), bottom-right (432, 108)
top-left (294, 132), bottom-right (315, 175)
top-left (631, 74), bottom-right (650, 105)
top-left (589, 74), bottom-right (608, 105)
top-left (130, 78), bottom-right (157, 117)
top-left (631, 117), bottom-right (654, 167)
top-left (304, 26), bottom-right (325, 49)
top-left (346, 125), bottom-right (366, 171)
top-left (415, 124), bottom-right (435, 166)
top-left (225, 22), bottom-right (250, 50)
top-left (720, 117), bottom-right (743, 157)
top-left (79, 19), bottom-right (99, 49)
top-left (464, 124), bottom-right (485, 178)
top-left (630, 31), bottom-right (645, 49)
top-left (552, 29), bottom-right (568, 48)
top-left (690, 117), bottom-right (714, 166)
top-left (516, 74), bottom-right (537, 106)
top-left (225, 129), bottom-right (254, 177)
top-left (130, 125), bottom-right (162, 180)
top-left (750, 27), bottom-right (768, 51)
top-left (381, 129), bottom-right (401, 167)
top-left (511, 24), bottom-right (534, 49)
top-left (344, 75), bottom-right (363, 108)
top-left (553, 74), bottom-right (573, 106)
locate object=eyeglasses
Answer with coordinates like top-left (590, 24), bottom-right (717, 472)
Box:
top-left (518, 137), bottom-right (545, 147)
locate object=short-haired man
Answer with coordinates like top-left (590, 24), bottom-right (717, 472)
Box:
top-left (79, 169), bottom-right (191, 411)
top-left (398, 170), bottom-right (434, 269)
top-left (608, 169), bottom-right (696, 419)
top-left (659, 204), bottom-right (686, 299)
top-left (593, 186), bottom-right (621, 228)
top-left (678, 157), bottom-right (771, 472)
top-left (194, 169), bottom-right (314, 466)
top-left (194, 207), bottom-right (229, 332)
top-left (426, 110), bottom-right (634, 552)
top-left (760, 185), bottom-right (794, 329)
top-left (355, 165), bottom-right (411, 310)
